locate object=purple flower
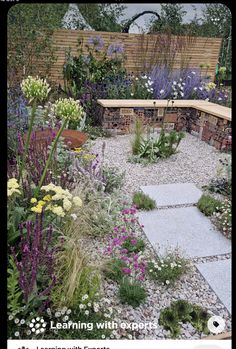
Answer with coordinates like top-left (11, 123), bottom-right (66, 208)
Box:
top-left (107, 43), bottom-right (124, 56)
top-left (122, 267), bottom-right (132, 274)
top-left (131, 239), bottom-right (137, 245)
top-left (88, 36), bottom-right (104, 51)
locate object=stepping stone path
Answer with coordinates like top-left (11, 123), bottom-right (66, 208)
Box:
top-left (137, 182), bottom-right (231, 314)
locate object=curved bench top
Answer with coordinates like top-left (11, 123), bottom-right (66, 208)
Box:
top-left (97, 99), bottom-right (231, 121)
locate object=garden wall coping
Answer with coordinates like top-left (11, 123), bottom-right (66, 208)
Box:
top-left (97, 99), bottom-right (231, 121)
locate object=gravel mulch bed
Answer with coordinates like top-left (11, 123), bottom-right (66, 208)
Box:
top-left (83, 133), bottom-right (231, 339)
top-left (91, 133), bottom-right (227, 196)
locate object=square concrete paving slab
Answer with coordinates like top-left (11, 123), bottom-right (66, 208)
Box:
top-left (137, 206), bottom-right (231, 258)
top-left (140, 182), bottom-right (202, 207)
top-left (196, 259), bottom-right (231, 313)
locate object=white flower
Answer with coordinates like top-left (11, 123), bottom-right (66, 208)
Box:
top-left (178, 83), bottom-right (181, 88)
top-left (131, 93), bottom-right (134, 96)
top-left (85, 310), bottom-right (89, 315)
top-left (191, 71), bottom-right (196, 75)
top-left (160, 89), bottom-right (165, 94)
top-left (166, 280), bottom-right (170, 285)
top-left (199, 87), bottom-right (203, 91)
top-left (79, 304), bottom-right (84, 309)
top-left (218, 97), bottom-right (222, 100)
top-left (149, 269), bottom-right (153, 272)
top-left (193, 87), bottom-right (197, 91)
top-left (135, 77), bottom-right (138, 81)
top-left (180, 92), bottom-right (184, 97)
top-left (70, 213), bottom-right (77, 220)
top-left (173, 81), bottom-right (177, 85)
top-left (82, 294), bottom-right (89, 301)
top-left (14, 332), bottom-right (20, 337)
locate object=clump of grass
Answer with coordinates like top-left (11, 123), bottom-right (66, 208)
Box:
top-left (132, 191), bottom-right (156, 210)
top-left (197, 194), bottom-right (222, 216)
top-left (119, 277), bottom-right (146, 308)
top-left (131, 118), bottom-right (144, 155)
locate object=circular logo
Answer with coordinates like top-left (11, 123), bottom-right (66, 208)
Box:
top-left (207, 315), bottom-right (225, 334)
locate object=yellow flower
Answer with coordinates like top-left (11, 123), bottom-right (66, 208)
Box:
top-left (51, 205), bottom-right (65, 217)
top-left (31, 205), bottom-right (43, 214)
top-left (7, 178), bottom-right (21, 197)
top-left (63, 198), bottom-right (72, 211)
top-left (74, 147), bottom-right (82, 153)
top-left (43, 195), bottom-right (52, 202)
top-left (73, 196), bottom-right (82, 207)
top-left (38, 200), bottom-right (46, 206)
top-left (30, 198), bottom-right (37, 204)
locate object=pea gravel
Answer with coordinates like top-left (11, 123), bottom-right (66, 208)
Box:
top-left (91, 132), bottom-right (227, 196)
top-left (86, 132), bottom-right (231, 339)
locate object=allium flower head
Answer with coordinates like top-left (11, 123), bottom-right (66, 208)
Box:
top-left (88, 35), bottom-right (104, 51)
top-left (53, 98), bottom-right (83, 122)
top-left (21, 76), bottom-right (51, 102)
top-left (107, 43), bottom-right (124, 56)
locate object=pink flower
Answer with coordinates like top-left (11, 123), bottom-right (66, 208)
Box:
top-left (131, 239), bottom-right (137, 245)
top-left (122, 267), bottom-right (132, 274)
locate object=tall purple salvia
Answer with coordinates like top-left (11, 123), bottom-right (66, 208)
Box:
top-left (12, 214), bottom-right (57, 303)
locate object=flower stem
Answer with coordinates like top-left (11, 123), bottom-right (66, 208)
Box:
top-left (37, 119), bottom-right (67, 192)
top-left (18, 101), bottom-right (37, 183)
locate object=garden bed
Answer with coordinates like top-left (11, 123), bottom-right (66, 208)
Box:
top-left (91, 132), bottom-right (228, 196)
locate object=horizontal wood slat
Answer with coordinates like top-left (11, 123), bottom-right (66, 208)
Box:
top-left (33, 29), bottom-right (222, 84)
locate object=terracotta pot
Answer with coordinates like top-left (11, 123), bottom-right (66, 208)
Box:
top-left (24, 128), bottom-right (88, 150)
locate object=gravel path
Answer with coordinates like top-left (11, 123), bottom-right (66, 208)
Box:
top-left (91, 133), bottom-right (227, 196)
top-left (87, 133), bottom-right (231, 339)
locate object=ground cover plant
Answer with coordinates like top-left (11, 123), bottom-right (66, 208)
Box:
top-left (132, 191), bottom-right (156, 210)
top-left (147, 248), bottom-right (191, 286)
top-left (197, 194), bottom-right (222, 217)
top-left (159, 300), bottom-right (210, 338)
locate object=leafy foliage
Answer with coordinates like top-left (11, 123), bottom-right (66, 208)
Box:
top-left (197, 194), bottom-right (222, 217)
top-left (159, 300), bottom-right (210, 338)
top-left (104, 258), bottom-right (128, 282)
top-left (148, 249), bottom-right (190, 285)
top-left (7, 256), bottom-right (23, 313)
top-left (8, 4), bottom-right (68, 84)
top-left (122, 237), bottom-right (145, 254)
top-left (131, 122), bottom-right (185, 163)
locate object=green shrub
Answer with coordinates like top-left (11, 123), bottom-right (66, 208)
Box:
top-left (119, 277), bottom-right (146, 308)
top-left (148, 249), bottom-right (190, 285)
top-left (197, 194), bottom-right (222, 216)
top-left (131, 121), bottom-right (185, 163)
top-left (122, 237), bottom-right (145, 253)
top-left (104, 258), bottom-right (127, 282)
top-left (102, 165), bottom-right (125, 194)
top-left (132, 191), bottom-right (156, 210)
top-left (159, 300), bottom-right (210, 338)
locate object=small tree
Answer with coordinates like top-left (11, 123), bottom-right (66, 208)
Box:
top-left (7, 4), bottom-right (68, 85)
